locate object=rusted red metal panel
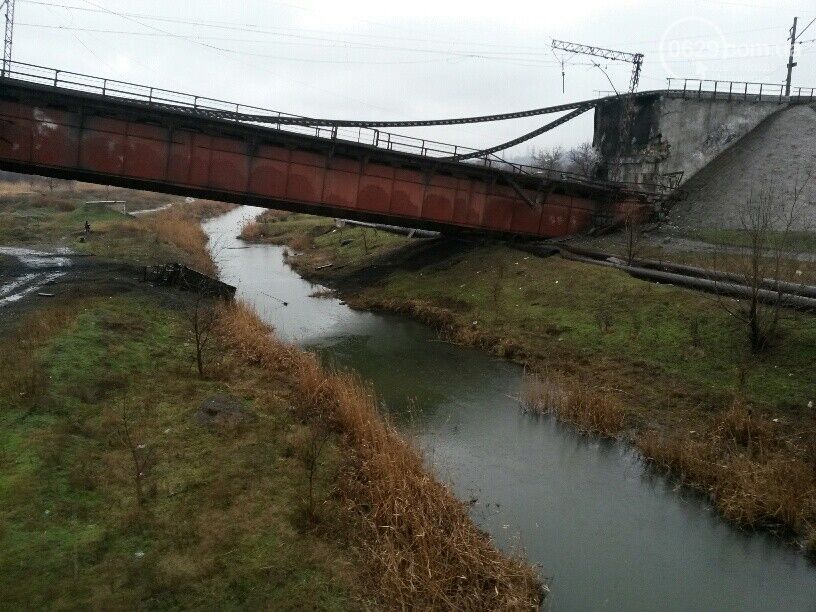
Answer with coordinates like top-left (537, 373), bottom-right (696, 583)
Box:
top-left (80, 117), bottom-right (126, 175)
top-left (188, 134), bottom-right (213, 186)
top-left (510, 190), bottom-right (543, 235)
top-left (249, 157), bottom-right (289, 199)
top-left (358, 173), bottom-right (393, 213)
top-left (2, 117), bottom-right (31, 162)
top-left (390, 180), bottom-right (423, 217)
top-left (323, 167), bottom-right (360, 207)
top-left (286, 163), bottom-right (323, 202)
top-left (32, 109), bottom-right (74, 167)
top-left (167, 130), bottom-right (193, 184)
top-left (210, 149), bottom-right (249, 193)
top-left (467, 182), bottom-right (487, 227)
top-left (483, 185), bottom-right (516, 232)
top-left (124, 123), bottom-right (168, 181)
top-left (451, 179), bottom-right (472, 226)
top-left (391, 168), bottom-right (424, 217)
top-left (539, 193), bottom-right (573, 236)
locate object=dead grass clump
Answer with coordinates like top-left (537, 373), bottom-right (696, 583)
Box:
top-left (637, 402), bottom-right (816, 548)
top-left (239, 220), bottom-right (263, 241)
top-left (520, 370), bottom-right (626, 437)
top-left (141, 210), bottom-right (216, 275)
top-left (289, 232), bottom-right (314, 252)
top-left (712, 401), bottom-right (779, 455)
top-left (215, 301), bottom-right (543, 609)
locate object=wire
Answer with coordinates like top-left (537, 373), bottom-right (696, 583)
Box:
top-left (795, 17), bottom-right (816, 41)
top-left (61, 0), bottom-right (396, 111)
top-left (590, 61), bottom-right (619, 95)
top-left (16, 21), bottom-right (571, 65)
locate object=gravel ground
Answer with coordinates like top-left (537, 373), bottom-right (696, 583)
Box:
top-left (668, 104), bottom-right (816, 231)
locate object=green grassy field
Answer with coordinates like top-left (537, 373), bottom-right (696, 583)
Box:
top-left (0, 296), bottom-right (357, 609)
top-left (683, 228), bottom-right (816, 254)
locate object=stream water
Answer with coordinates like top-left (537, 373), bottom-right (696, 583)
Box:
top-left (204, 206), bottom-right (816, 611)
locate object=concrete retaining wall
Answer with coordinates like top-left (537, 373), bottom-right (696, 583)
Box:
top-left (593, 94), bottom-right (785, 186)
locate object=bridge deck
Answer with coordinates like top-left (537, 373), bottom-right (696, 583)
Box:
top-left (0, 65), bottom-right (651, 238)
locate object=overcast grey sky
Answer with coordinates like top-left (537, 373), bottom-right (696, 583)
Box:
top-left (14, 0), bottom-right (816, 158)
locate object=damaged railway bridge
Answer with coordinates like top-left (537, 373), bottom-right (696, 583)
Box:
top-left (0, 62), bottom-right (658, 240)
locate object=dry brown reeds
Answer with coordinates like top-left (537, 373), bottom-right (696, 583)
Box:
top-left (637, 400), bottom-right (816, 550)
top-left (215, 301), bottom-right (543, 609)
top-left (239, 220), bottom-right (263, 241)
top-left (289, 232), bottom-right (314, 252)
top-left (520, 370), bottom-right (626, 437)
top-left (141, 210), bottom-right (216, 275)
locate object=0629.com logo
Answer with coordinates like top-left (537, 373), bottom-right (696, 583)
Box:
top-left (659, 17), bottom-right (729, 79)
top-left (659, 16), bottom-right (783, 80)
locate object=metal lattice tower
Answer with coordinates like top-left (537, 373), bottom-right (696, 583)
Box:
top-left (1, 0), bottom-right (14, 77)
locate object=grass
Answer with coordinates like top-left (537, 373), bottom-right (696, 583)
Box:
top-left (0, 297), bottom-right (359, 608)
top-left (683, 228), bottom-right (816, 255)
top-left (0, 183), bottom-right (233, 273)
top-left (246, 211), bottom-right (816, 551)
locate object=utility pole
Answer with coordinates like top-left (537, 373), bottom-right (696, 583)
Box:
top-left (785, 16), bottom-right (815, 96)
top-left (1, 0), bottom-right (14, 78)
top-left (786, 17), bottom-right (798, 96)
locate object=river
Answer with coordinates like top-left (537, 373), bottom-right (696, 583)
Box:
top-left (204, 206), bottom-right (816, 611)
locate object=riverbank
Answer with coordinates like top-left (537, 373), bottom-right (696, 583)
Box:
top-left (0, 186), bottom-right (542, 608)
top-left (241, 210), bottom-right (816, 553)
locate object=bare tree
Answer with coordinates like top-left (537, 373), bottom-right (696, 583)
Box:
top-left (622, 202), bottom-right (645, 265)
top-left (300, 411), bottom-right (332, 523)
top-left (118, 404), bottom-right (155, 508)
top-left (566, 142), bottom-right (600, 178)
top-left (189, 281), bottom-right (218, 379)
top-left (712, 179), bottom-right (810, 354)
top-left (531, 146), bottom-right (565, 174)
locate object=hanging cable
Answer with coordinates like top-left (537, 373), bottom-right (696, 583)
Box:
top-left (445, 105), bottom-right (594, 161)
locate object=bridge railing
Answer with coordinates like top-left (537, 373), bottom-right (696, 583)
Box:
top-left (3, 61), bottom-right (672, 196)
top-left (666, 77), bottom-right (816, 102)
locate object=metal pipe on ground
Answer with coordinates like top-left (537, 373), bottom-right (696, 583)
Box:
top-left (557, 244), bottom-right (816, 301)
top-left (560, 251), bottom-right (816, 312)
top-left (339, 219), bottom-right (440, 239)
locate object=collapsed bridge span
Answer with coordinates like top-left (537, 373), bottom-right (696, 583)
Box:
top-left (0, 62), bottom-right (655, 239)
